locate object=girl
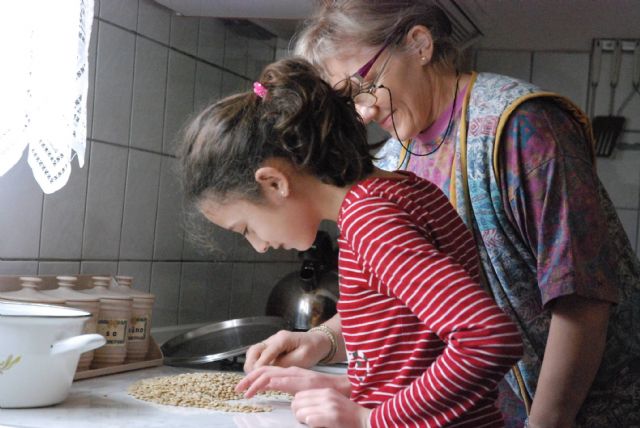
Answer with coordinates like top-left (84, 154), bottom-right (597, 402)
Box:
top-left (179, 57), bottom-right (523, 428)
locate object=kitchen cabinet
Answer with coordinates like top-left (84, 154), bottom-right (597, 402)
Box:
top-left (0, 366), bottom-right (304, 428)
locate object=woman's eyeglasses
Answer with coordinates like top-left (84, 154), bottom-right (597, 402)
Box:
top-left (335, 41), bottom-right (392, 107)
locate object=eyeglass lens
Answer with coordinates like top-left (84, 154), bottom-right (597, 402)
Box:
top-left (353, 91), bottom-right (377, 107)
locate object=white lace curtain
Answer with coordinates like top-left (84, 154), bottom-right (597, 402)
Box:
top-left (0, 0), bottom-right (94, 194)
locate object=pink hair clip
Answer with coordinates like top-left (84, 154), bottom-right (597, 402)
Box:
top-left (253, 81), bottom-right (268, 99)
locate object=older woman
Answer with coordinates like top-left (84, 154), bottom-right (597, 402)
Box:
top-left (243, 2), bottom-right (640, 427)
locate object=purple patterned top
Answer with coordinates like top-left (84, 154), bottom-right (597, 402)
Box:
top-left (406, 96), bottom-right (618, 307)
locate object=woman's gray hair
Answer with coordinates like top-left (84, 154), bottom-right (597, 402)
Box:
top-left (293, 0), bottom-right (459, 79)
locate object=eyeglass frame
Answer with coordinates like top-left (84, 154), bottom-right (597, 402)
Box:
top-left (337, 40), bottom-right (393, 107)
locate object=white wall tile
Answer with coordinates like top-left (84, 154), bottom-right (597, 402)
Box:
top-left (179, 262), bottom-right (232, 324)
top-left (475, 50), bottom-right (532, 83)
top-left (194, 62), bottom-right (222, 111)
top-left (40, 151), bottom-right (89, 259)
top-left (0, 261), bottom-right (38, 276)
top-left (247, 39), bottom-right (276, 80)
top-left (367, 122), bottom-right (390, 145)
top-left (221, 72), bottom-right (248, 98)
top-left (118, 260), bottom-right (152, 292)
top-left (228, 263), bottom-right (254, 319)
top-left (154, 157), bottom-right (184, 260)
top-left (0, 152), bottom-right (43, 258)
top-left (92, 23), bottom-right (135, 145)
top-left (80, 261), bottom-right (118, 276)
top-left (249, 262), bottom-right (298, 317)
top-left (163, 52), bottom-right (195, 156)
top-left (596, 150), bottom-right (640, 209)
top-left (82, 142), bottom-right (128, 259)
top-left (119, 150), bottom-right (161, 259)
top-left (170, 15), bottom-right (199, 55)
top-left (262, 247), bottom-right (298, 262)
top-left (150, 262), bottom-right (181, 326)
top-left (231, 234), bottom-right (257, 262)
top-left (98, 0), bottom-right (138, 31)
top-left (182, 214), bottom-right (233, 261)
top-left (130, 37), bottom-right (168, 152)
top-left (38, 262), bottom-right (81, 276)
top-left (137, 0), bottom-right (171, 44)
top-left (223, 28), bottom-right (248, 76)
top-left (621, 130), bottom-right (640, 146)
top-left (531, 52), bottom-right (590, 111)
top-left (198, 18), bottom-right (226, 66)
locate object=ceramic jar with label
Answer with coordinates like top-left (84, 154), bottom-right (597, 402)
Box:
top-left (111, 276), bottom-right (155, 362)
top-left (0, 277), bottom-right (65, 306)
top-left (41, 276), bottom-right (100, 371)
top-left (80, 276), bottom-right (132, 368)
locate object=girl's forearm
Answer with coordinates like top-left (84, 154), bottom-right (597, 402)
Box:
top-left (528, 295), bottom-right (611, 428)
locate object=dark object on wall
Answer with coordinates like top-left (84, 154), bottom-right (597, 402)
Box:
top-left (161, 316), bottom-right (289, 367)
top-left (266, 231), bottom-right (339, 331)
top-left (592, 40), bottom-right (626, 157)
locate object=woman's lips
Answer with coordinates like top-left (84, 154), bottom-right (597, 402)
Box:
top-left (379, 112), bottom-right (394, 130)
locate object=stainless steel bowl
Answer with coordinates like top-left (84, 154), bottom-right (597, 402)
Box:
top-left (160, 316), bottom-right (289, 366)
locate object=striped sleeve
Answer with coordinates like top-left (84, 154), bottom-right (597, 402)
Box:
top-left (341, 196), bottom-right (523, 428)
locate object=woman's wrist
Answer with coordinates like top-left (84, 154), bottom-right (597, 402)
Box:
top-left (307, 324), bottom-right (338, 364)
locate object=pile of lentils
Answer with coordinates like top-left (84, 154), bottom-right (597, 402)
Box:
top-left (127, 372), bottom-right (290, 413)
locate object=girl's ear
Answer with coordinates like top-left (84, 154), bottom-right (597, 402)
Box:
top-left (255, 166), bottom-right (290, 202)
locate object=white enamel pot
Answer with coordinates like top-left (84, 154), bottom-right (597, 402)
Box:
top-left (0, 301), bottom-right (106, 408)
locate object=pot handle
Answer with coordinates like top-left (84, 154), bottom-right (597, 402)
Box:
top-left (50, 334), bottom-right (106, 356)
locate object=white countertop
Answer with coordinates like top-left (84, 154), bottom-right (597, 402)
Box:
top-left (0, 365), bottom-right (305, 428)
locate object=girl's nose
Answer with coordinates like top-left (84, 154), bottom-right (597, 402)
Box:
top-left (355, 104), bottom-right (377, 124)
top-left (246, 235), bottom-right (268, 253)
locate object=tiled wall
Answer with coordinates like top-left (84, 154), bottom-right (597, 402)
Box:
top-left (0, 0), bottom-right (301, 328)
top-left (474, 48), bottom-right (640, 256)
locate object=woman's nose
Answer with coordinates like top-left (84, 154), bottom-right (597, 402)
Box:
top-left (355, 104), bottom-right (377, 124)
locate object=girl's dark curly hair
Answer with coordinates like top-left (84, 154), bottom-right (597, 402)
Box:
top-left (180, 57), bottom-right (380, 205)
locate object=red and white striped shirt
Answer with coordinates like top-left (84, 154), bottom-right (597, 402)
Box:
top-left (337, 171), bottom-right (523, 428)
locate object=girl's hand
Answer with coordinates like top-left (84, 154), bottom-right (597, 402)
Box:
top-left (244, 329), bottom-right (332, 372)
top-left (292, 388), bottom-right (371, 428)
top-left (235, 366), bottom-right (350, 398)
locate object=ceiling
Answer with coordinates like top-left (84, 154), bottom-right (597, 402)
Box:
top-left (154, 0), bottom-right (640, 51)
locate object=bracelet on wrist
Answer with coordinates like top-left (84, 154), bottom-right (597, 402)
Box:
top-left (308, 324), bottom-right (337, 364)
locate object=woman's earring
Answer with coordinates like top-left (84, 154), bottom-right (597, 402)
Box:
top-left (421, 56), bottom-right (427, 64)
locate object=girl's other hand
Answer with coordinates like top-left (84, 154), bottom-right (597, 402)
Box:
top-left (292, 388), bottom-right (371, 428)
top-left (243, 329), bottom-right (331, 372)
top-left (235, 366), bottom-right (350, 398)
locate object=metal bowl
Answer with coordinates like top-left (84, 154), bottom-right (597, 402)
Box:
top-left (160, 316), bottom-right (289, 366)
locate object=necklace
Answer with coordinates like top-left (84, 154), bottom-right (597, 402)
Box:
top-left (391, 73), bottom-right (461, 157)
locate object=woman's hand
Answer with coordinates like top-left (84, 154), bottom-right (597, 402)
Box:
top-left (243, 329), bottom-right (332, 372)
top-left (292, 388), bottom-right (371, 428)
top-left (235, 365), bottom-right (351, 398)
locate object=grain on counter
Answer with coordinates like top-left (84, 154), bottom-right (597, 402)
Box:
top-left (127, 372), bottom-right (291, 413)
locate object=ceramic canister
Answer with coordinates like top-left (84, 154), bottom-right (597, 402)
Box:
top-left (80, 276), bottom-right (132, 368)
top-left (0, 277), bottom-right (65, 306)
top-left (111, 276), bottom-right (155, 362)
top-left (41, 276), bottom-right (100, 371)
